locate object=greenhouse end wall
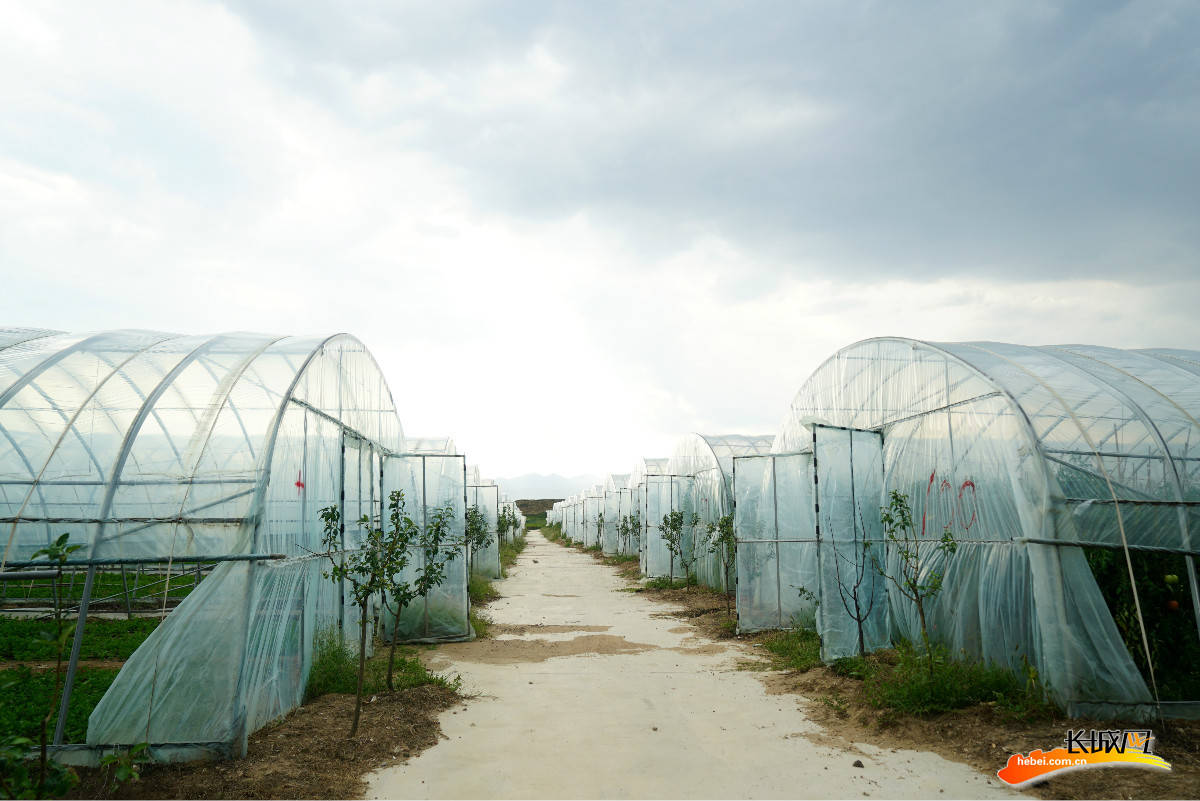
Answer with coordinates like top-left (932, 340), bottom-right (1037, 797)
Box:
top-left (0, 330), bottom-right (412, 755)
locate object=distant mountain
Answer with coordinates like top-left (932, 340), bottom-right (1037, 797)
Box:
top-left (496, 473), bottom-right (601, 500)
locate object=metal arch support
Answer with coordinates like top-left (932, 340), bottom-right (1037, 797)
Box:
top-left (0, 331), bottom-right (175, 411)
top-left (168, 336), bottom-right (288, 538)
top-left (53, 335), bottom-right (222, 745)
top-left (228, 333), bottom-right (362, 754)
top-left (960, 341), bottom-right (1163, 713)
top-left (1042, 346), bottom-right (1200, 643)
top-left (0, 329), bottom-right (63, 357)
top-left (4, 343), bottom-right (157, 570)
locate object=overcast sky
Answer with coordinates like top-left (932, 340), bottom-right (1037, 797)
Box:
top-left (2, 1), bottom-right (1197, 486)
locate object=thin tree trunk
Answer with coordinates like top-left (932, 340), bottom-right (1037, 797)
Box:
top-left (725, 559), bottom-right (732, 617)
top-left (387, 598), bottom-right (402, 691)
top-left (916, 600), bottom-right (933, 677)
top-left (350, 599), bottom-right (369, 738)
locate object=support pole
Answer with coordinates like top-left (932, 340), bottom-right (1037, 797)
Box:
top-left (53, 565), bottom-right (95, 745)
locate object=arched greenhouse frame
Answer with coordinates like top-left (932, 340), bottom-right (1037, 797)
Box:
top-left (736, 337), bottom-right (1200, 719)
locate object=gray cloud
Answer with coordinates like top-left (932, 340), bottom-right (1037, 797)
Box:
top-left (225, 0), bottom-right (1200, 284)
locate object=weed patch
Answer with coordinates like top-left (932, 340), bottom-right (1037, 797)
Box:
top-left (865, 643), bottom-right (1023, 716)
top-left (305, 629), bottom-right (458, 703)
top-left (469, 607), bottom-right (492, 639)
top-left (641, 577), bottom-right (690, 591)
top-left (468, 574), bottom-right (499, 605)
top-left (499, 537), bottom-right (526, 575)
top-left (759, 628), bottom-right (823, 672)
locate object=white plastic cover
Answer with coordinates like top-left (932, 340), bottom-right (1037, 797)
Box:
top-left (0, 330), bottom-right (405, 751)
top-left (767, 337), bottom-right (1200, 718)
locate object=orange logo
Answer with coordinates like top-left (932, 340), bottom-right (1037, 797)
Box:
top-left (997, 729), bottom-right (1171, 788)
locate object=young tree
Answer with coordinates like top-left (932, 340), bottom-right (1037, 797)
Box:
top-left (317, 490), bottom-right (451, 737)
top-left (594, 513), bottom-right (604, 549)
top-left (827, 507), bottom-right (881, 659)
top-left (706, 514), bottom-right (737, 616)
top-left (875, 490), bottom-right (957, 676)
top-left (381, 498), bottom-right (456, 689)
top-left (618, 512), bottom-right (641, 555)
top-left (465, 504), bottom-right (491, 573)
top-left (660, 511), bottom-right (702, 586)
top-left (496, 506), bottom-right (514, 546)
top-left (30, 533), bottom-right (82, 797)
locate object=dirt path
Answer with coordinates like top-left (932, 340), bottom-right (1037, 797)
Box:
top-left (365, 531), bottom-right (1026, 799)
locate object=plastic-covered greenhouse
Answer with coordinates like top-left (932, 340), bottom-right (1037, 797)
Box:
top-left (0, 329), bottom-right (475, 760)
top-left (668, 434), bottom-right (773, 590)
top-left (466, 472), bottom-right (500, 579)
top-left (601, 473), bottom-right (630, 555)
top-left (381, 436), bottom-right (470, 644)
top-left (498, 495), bottom-right (527, 545)
top-left (736, 337), bottom-right (1200, 720)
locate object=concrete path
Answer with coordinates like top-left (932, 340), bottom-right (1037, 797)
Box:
top-left (365, 531), bottom-right (1023, 799)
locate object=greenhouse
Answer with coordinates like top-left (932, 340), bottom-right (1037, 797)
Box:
top-left (668, 434), bottom-right (774, 590)
top-left (626, 457), bottom-right (667, 560)
top-left (498, 496), bottom-right (526, 545)
top-left (639, 472), bottom-right (695, 580)
top-left (582, 485), bottom-right (604, 548)
top-left (466, 473), bottom-right (500, 579)
top-left (0, 328), bottom-right (413, 759)
top-left (381, 436), bottom-right (471, 644)
top-left (736, 337), bottom-right (1200, 720)
top-left (601, 473), bottom-right (630, 555)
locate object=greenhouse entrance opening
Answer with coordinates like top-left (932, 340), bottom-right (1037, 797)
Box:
top-left (733, 424), bottom-right (888, 660)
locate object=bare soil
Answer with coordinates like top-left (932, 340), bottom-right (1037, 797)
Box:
top-left (69, 684), bottom-right (459, 800)
top-left (629, 576), bottom-right (1200, 801)
top-left (422, 633), bottom-right (656, 667)
top-left (761, 667), bottom-right (1200, 801)
top-left (489, 623), bottom-right (610, 636)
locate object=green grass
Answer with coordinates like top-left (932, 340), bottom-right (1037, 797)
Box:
top-left (606, 554), bottom-right (639, 565)
top-left (640, 577), bottom-right (690, 590)
top-left (0, 666), bottom-right (120, 743)
top-left (499, 536), bottom-right (526, 575)
top-left (759, 628), bottom-right (823, 672)
top-left (862, 643), bottom-right (1056, 719)
top-left (584, 543), bottom-right (602, 553)
top-left (830, 654), bottom-right (871, 679)
top-left (468, 573), bottom-right (499, 605)
top-left (0, 617), bottom-right (160, 662)
top-left (469, 607), bottom-right (492, 639)
top-left (304, 628), bottom-right (459, 702)
top-left (541, 523), bottom-right (563, 542)
top-left (523, 512), bottom-right (547, 529)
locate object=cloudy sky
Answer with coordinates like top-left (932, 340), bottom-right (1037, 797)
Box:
top-left (2, 1), bottom-right (1197, 486)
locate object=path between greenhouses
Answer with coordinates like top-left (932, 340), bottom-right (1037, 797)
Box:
top-left (364, 531), bottom-right (1025, 800)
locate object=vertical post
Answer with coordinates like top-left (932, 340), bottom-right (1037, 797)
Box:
top-left (338, 429), bottom-right (346, 638)
top-left (772, 456), bottom-right (782, 629)
top-left (53, 565), bottom-right (95, 745)
top-left (120, 565), bottom-right (132, 619)
top-left (422, 455), bottom-right (430, 637)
